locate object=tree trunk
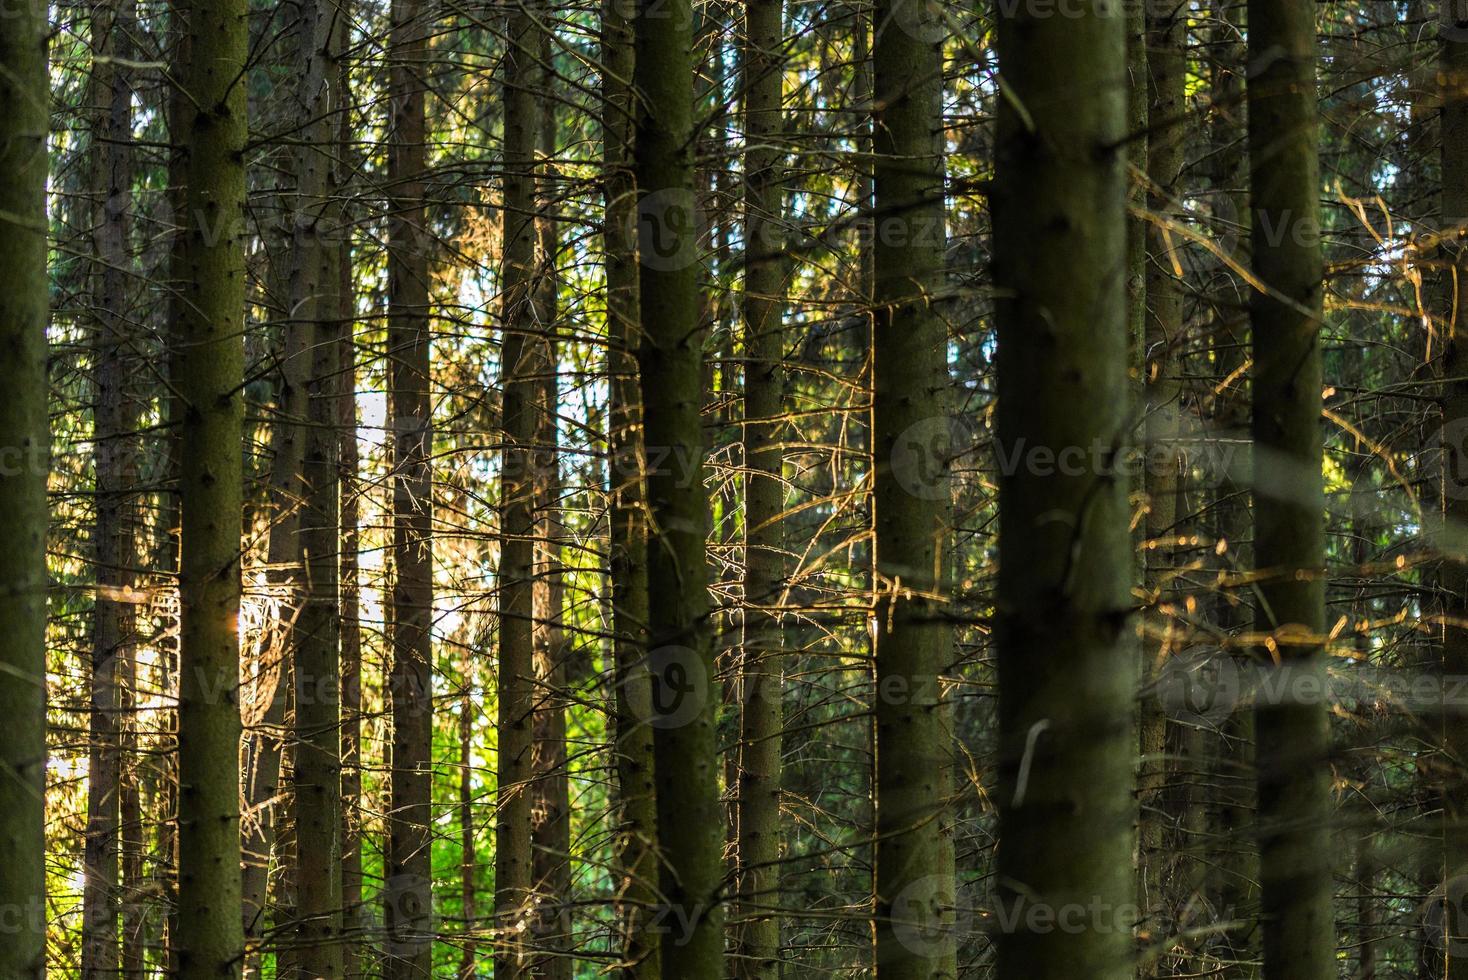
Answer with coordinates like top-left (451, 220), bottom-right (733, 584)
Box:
top-left (290, 0), bottom-right (346, 968)
top-left (1247, 2), bottom-right (1334, 978)
top-left (1138, 7), bottom-right (1188, 971)
top-left (601, 0), bottom-right (661, 972)
top-left (530, 79), bottom-right (573, 974)
top-left (0, 0), bottom-right (50, 970)
top-left (530, 369), bottom-right (572, 977)
top-left (84, 0), bottom-right (137, 971)
top-left (333, 20), bottom-right (364, 974)
top-left (632, 0), bottom-right (726, 970)
top-left (993, 4), bottom-right (1134, 979)
top-left (385, 0), bottom-right (435, 969)
top-left (173, 0), bottom-right (249, 966)
top-left (495, 2), bottom-right (543, 973)
top-left (734, 1), bottom-right (786, 976)
top-left (870, 0), bottom-right (956, 975)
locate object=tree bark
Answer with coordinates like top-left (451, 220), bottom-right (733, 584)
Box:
top-left (289, 0), bottom-right (347, 969)
top-left (1247, 2), bottom-right (1334, 978)
top-left (494, 3), bottom-right (543, 974)
top-left (84, 1), bottom-right (138, 971)
top-left (173, 0), bottom-right (249, 965)
top-left (870, 0), bottom-right (956, 975)
top-left (0, 0), bottom-right (50, 971)
top-left (601, 0), bottom-right (661, 972)
top-left (993, 4), bottom-right (1135, 978)
top-left (385, 0), bottom-right (435, 970)
top-left (734, 1), bottom-right (787, 977)
top-left (632, 0), bottom-right (726, 971)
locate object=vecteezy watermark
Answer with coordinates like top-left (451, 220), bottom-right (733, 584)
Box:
top-left (1150, 648), bottom-right (1468, 726)
top-left (0, 443), bottom-right (48, 477)
top-left (629, 188), bottom-right (704, 272)
top-left (877, 0), bottom-right (946, 46)
top-left (1153, 645), bottom-right (1243, 727)
top-left (0, 896), bottom-right (45, 937)
top-left (378, 872), bottom-right (434, 956)
top-left (887, 875), bottom-right (1144, 957)
top-left (888, 413), bottom-right (1251, 501)
top-left (1424, 873), bottom-right (1468, 958)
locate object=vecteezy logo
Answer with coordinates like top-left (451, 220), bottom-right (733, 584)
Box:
top-left (636, 645), bottom-right (708, 730)
top-left (891, 415), bottom-right (974, 501)
top-left (1153, 645), bottom-right (1242, 726)
top-left (880, 0), bottom-right (945, 46)
top-left (1424, 873), bottom-right (1468, 957)
top-left (630, 188), bottom-right (702, 272)
top-left (889, 874), bottom-right (968, 958)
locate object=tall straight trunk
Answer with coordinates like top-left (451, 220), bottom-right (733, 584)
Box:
top-left (1208, 3), bottom-right (1260, 973)
top-left (174, 0), bottom-right (249, 966)
top-left (852, 9), bottom-right (878, 972)
top-left (734, 1), bottom-right (786, 977)
top-left (160, 10), bottom-right (189, 964)
top-left (332, 16), bottom-right (364, 972)
top-left (870, 1), bottom-right (955, 976)
top-left (457, 661), bottom-right (477, 979)
top-left (1137, 7), bottom-right (1188, 969)
top-left (495, 3), bottom-right (543, 973)
top-left (240, 337), bottom-right (302, 980)
top-left (85, 0), bottom-right (137, 972)
top-left (0, 0), bottom-right (49, 972)
top-left (530, 364), bottom-right (572, 976)
top-left (290, 0), bottom-right (346, 970)
top-left (992, 4), bottom-right (1134, 979)
top-left (385, 0), bottom-right (435, 970)
top-left (601, 1), bottom-right (660, 973)
top-left (1247, 2), bottom-right (1333, 978)
top-left (632, 0), bottom-right (725, 972)
top-left (1444, 3), bottom-right (1468, 976)
top-left (530, 86), bottom-right (573, 973)
top-left (339, 149), bottom-right (365, 980)
top-left (241, 173), bottom-right (308, 980)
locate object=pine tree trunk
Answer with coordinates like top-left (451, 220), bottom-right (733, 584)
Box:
top-left (734, 1), bottom-right (786, 976)
top-left (1247, 2), bottom-right (1334, 978)
top-left (601, 0), bottom-right (661, 971)
top-left (333, 23), bottom-right (364, 974)
top-left (84, 1), bottom-right (137, 970)
top-left (385, 0), bottom-right (434, 969)
top-left (174, 0), bottom-right (249, 965)
top-left (495, 3), bottom-right (543, 973)
top-left (339, 167), bottom-right (365, 980)
top-left (457, 667), bottom-right (477, 978)
top-left (0, 0), bottom-right (50, 971)
top-left (1208, 4), bottom-right (1260, 972)
top-left (992, 4), bottom-right (1134, 978)
top-left (241, 177), bottom-right (308, 980)
top-left (528, 71), bottom-right (573, 978)
top-left (1443, 3), bottom-right (1468, 975)
top-left (632, 0), bottom-right (726, 971)
top-left (290, 0), bottom-right (346, 969)
top-left (870, 0), bottom-right (956, 975)
top-left (1138, 8), bottom-right (1188, 970)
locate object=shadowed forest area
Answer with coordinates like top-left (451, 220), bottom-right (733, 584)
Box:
top-left (6, 0), bottom-right (1468, 977)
